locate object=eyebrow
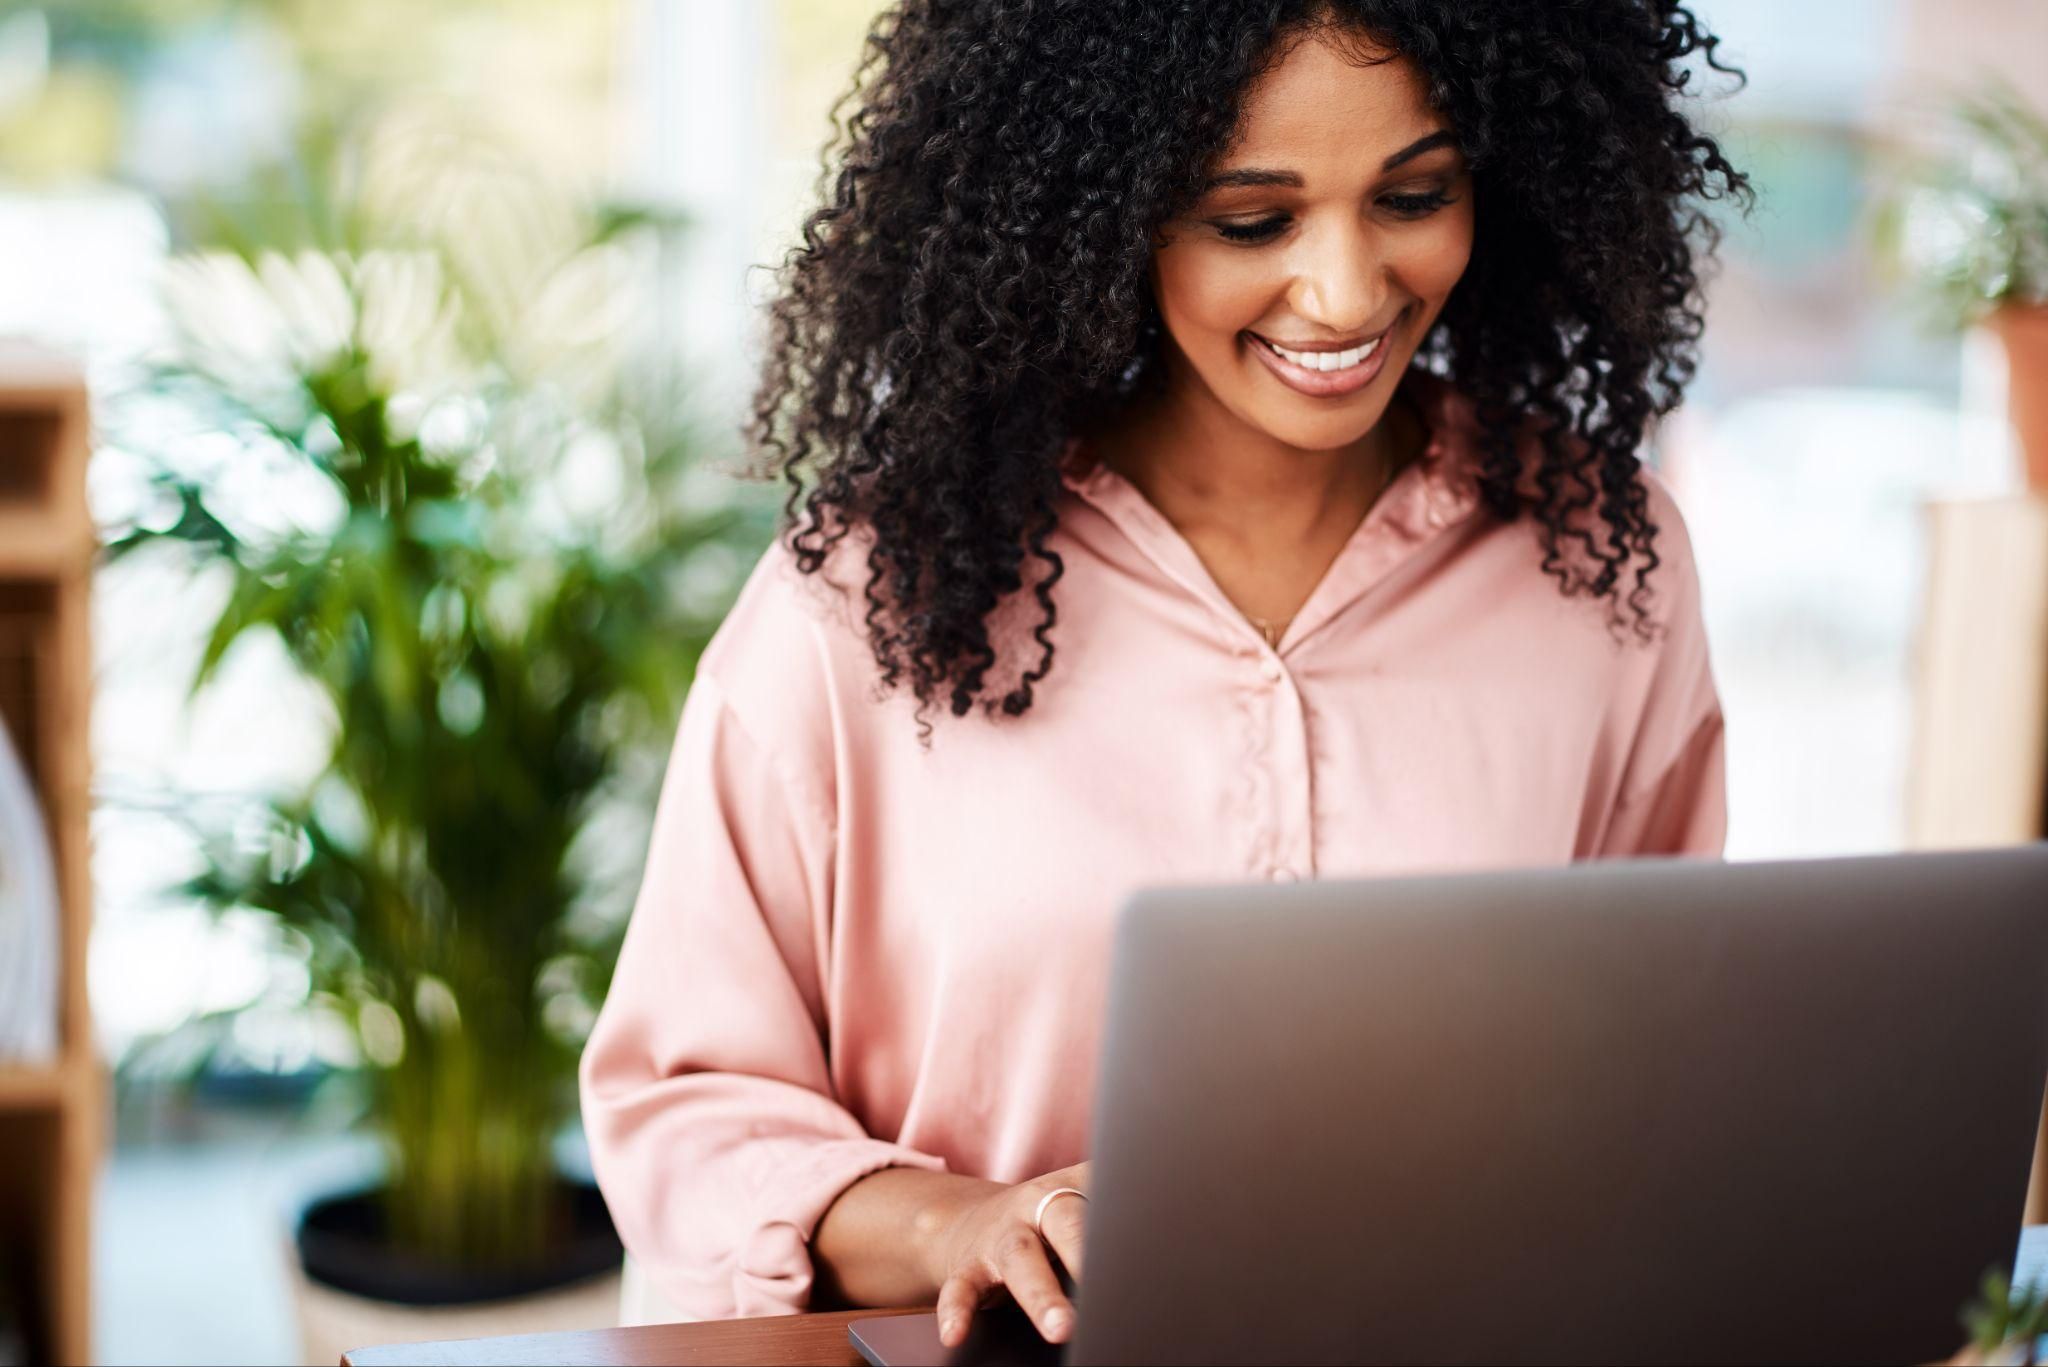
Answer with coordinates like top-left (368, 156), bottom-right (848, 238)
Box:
top-left (1200, 130), bottom-right (1460, 191)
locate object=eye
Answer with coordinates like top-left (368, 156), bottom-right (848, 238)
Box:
top-left (1213, 216), bottom-right (1290, 244)
top-left (1209, 187), bottom-right (1457, 243)
top-left (1381, 189), bottom-right (1455, 219)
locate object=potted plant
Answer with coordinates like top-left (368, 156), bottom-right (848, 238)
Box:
top-left (1881, 79), bottom-right (2048, 492)
top-left (1945, 1267), bottom-right (2048, 1366)
top-left (102, 122), bottom-right (775, 1361)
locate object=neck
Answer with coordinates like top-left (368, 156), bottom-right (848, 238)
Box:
top-left (1090, 358), bottom-right (1420, 551)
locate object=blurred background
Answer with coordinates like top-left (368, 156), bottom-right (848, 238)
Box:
top-left (0, 1), bottom-right (2042, 1363)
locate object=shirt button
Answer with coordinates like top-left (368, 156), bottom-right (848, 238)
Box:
top-left (1259, 657), bottom-right (1284, 684)
top-left (1270, 865), bottom-right (1298, 883)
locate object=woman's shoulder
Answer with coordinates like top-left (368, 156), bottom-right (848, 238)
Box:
top-left (1410, 369), bottom-right (1706, 630)
top-left (693, 523), bottom-right (879, 769)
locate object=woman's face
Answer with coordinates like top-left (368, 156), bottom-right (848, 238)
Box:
top-left (1149, 28), bottom-right (1474, 453)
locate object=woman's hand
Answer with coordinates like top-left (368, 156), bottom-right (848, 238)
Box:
top-left (925, 1160), bottom-right (1091, 1348)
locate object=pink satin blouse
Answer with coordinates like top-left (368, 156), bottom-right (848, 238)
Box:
top-left (578, 372), bottom-right (1728, 1320)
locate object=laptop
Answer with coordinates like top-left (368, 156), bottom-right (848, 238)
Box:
top-left (850, 844), bottom-right (2048, 1365)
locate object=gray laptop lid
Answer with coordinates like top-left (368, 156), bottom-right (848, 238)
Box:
top-left (1066, 845), bottom-right (2048, 1366)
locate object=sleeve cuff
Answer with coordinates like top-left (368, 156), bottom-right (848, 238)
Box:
top-left (731, 1137), bottom-right (951, 1317)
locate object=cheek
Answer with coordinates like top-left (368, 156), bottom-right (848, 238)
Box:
top-left (1154, 247), bottom-right (1274, 343)
top-left (1391, 207), bottom-right (1476, 305)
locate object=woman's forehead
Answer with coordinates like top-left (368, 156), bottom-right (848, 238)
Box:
top-left (1223, 31), bottom-right (1447, 174)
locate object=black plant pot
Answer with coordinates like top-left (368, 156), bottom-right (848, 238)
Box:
top-left (295, 1176), bottom-right (622, 1307)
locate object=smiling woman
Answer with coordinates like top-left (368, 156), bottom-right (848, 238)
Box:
top-left (580, 0), bottom-right (1750, 1351)
top-left (1102, 29), bottom-right (1480, 641)
top-left (730, 0), bottom-right (1749, 741)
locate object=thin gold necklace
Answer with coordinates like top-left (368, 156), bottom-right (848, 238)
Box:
top-left (1243, 403), bottom-right (1417, 650)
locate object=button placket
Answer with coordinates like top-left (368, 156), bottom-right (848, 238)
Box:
top-left (1259, 659), bottom-right (1317, 883)
top-left (1235, 656), bottom-right (1273, 876)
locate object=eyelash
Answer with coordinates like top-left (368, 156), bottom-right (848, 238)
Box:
top-left (1213, 190), bottom-right (1456, 243)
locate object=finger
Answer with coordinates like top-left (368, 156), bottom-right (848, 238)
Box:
top-left (1037, 1191), bottom-right (1087, 1282)
top-left (993, 1227), bottom-right (1078, 1343)
top-left (936, 1272), bottom-right (986, 1348)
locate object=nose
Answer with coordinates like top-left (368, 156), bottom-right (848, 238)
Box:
top-left (1287, 221), bottom-right (1391, 337)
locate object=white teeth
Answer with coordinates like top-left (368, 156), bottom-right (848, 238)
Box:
top-left (1266, 336), bottom-right (1380, 371)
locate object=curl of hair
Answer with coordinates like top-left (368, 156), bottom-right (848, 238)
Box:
top-left (744, 0), bottom-right (1752, 743)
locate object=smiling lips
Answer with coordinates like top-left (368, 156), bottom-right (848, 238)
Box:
top-left (1246, 321), bottom-right (1397, 397)
top-left (1264, 335), bottom-right (1382, 370)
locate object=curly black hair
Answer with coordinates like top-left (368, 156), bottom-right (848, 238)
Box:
top-left (743, 0), bottom-right (1751, 742)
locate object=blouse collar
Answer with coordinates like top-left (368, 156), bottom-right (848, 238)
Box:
top-left (1051, 369), bottom-right (1487, 654)
top-left (1056, 367), bottom-right (1484, 533)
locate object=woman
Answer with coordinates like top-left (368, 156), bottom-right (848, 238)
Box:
top-left (580, 0), bottom-right (1749, 1349)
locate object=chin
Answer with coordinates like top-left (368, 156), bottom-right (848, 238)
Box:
top-left (1245, 391), bottom-right (1399, 452)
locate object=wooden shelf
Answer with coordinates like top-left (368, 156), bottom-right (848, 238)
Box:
top-left (1906, 493), bottom-right (2048, 1227)
top-left (0, 512), bottom-right (90, 578)
top-left (0, 1066), bottom-right (68, 1112)
top-left (0, 346), bottom-right (98, 1367)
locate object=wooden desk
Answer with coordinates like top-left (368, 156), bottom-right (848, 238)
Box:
top-left (342, 1227), bottom-right (2048, 1367)
top-left (341, 1305), bottom-right (927, 1366)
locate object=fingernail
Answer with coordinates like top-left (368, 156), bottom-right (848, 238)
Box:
top-left (940, 1314), bottom-right (959, 1343)
top-left (1045, 1308), bottom-right (1071, 1338)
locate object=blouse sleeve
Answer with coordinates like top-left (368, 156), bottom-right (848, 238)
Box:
top-left (578, 668), bottom-right (948, 1320)
top-left (1589, 469), bottom-right (1729, 860)
top-left (1595, 707), bottom-right (1728, 857)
